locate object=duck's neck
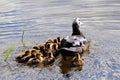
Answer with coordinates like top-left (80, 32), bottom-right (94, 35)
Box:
top-left (72, 22), bottom-right (85, 38)
top-left (72, 22), bottom-right (81, 35)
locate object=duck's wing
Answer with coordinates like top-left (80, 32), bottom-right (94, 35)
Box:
top-left (61, 47), bottom-right (83, 53)
top-left (61, 35), bottom-right (87, 48)
top-left (59, 40), bottom-right (90, 56)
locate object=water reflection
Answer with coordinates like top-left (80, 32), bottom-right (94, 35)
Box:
top-left (59, 56), bottom-right (83, 74)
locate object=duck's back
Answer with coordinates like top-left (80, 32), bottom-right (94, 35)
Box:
top-left (61, 35), bottom-right (87, 48)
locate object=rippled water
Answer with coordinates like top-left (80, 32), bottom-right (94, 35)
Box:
top-left (0, 0), bottom-right (120, 80)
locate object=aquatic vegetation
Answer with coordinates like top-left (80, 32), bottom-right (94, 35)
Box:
top-left (21, 26), bottom-right (27, 47)
top-left (4, 45), bottom-right (14, 62)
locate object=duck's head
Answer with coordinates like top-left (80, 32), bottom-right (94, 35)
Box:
top-left (72, 17), bottom-right (83, 35)
top-left (73, 17), bottom-right (82, 26)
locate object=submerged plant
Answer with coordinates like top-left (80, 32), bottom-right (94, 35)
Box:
top-left (4, 45), bottom-right (14, 62)
top-left (21, 26), bottom-right (27, 47)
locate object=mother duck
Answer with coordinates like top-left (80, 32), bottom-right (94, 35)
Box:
top-left (60, 17), bottom-right (90, 57)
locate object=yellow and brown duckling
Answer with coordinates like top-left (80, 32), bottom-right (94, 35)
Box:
top-left (46, 43), bottom-right (58, 52)
top-left (27, 53), bottom-right (44, 65)
top-left (57, 36), bottom-right (61, 43)
top-left (53, 36), bottom-right (61, 47)
top-left (16, 49), bottom-right (39, 63)
top-left (16, 49), bottom-right (31, 63)
top-left (71, 53), bottom-right (83, 67)
top-left (45, 42), bottom-right (59, 57)
top-left (82, 40), bottom-right (90, 56)
top-left (46, 38), bottom-right (53, 44)
top-left (42, 52), bottom-right (55, 65)
top-left (33, 43), bottom-right (45, 50)
top-left (32, 43), bottom-right (47, 56)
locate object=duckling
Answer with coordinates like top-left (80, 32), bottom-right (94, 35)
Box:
top-left (45, 42), bottom-right (51, 50)
top-left (45, 43), bottom-right (58, 56)
top-left (71, 53), bottom-right (83, 67)
top-left (21, 49), bottom-right (39, 62)
top-left (52, 43), bottom-right (59, 51)
top-left (16, 49), bottom-right (40, 63)
top-left (16, 49), bottom-right (30, 59)
top-left (53, 37), bottom-right (61, 49)
top-left (56, 36), bottom-right (61, 43)
top-left (52, 43), bottom-right (60, 57)
top-left (56, 36), bottom-right (61, 48)
top-left (44, 43), bottom-right (54, 56)
top-left (30, 49), bottom-right (39, 58)
top-left (45, 43), bottom-right (53, 50)
top-left (36, 43), bottom-right (46, 56)
top-left (53, 38), bottom-right (58, 44)
top-left (16, 49), bottom-right (31, 63)
top-left (46, 38), bottom-right (53, 44)
top-left (36, 53), bottom-right (44, 62)
top-left (16, 50), bottom-right (30, 62)
top-left (27, 53), bottom-right (43, 65)
top-left (83, 41), bottom-right (90, 55)
top-left (42, 52), bottom-right (55, 65)
top-left (32, 45), bottom-right (39, 50)
top-left (32, 43), bottom-right (46, 50)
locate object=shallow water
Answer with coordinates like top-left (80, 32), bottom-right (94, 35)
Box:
top-left (0, 0), bottom-right (120, 80)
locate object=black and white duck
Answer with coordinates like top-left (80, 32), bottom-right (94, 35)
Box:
top-left (60, 18), bottom-right (90, 56)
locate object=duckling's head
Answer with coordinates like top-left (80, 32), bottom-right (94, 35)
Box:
top-left (45, 43), bottom-right (51, 49)
top-left (74, 53), bottom-right (83, 66)
top-left (36, 53), bottom-right (43, 60)
top-left (31, 49), bottom-right (38, 57)
top-left (24, 49), bottom-right (31, 55)
top-left (53, 39), bottom-right (58, 43)
top-left (57, 36), bottom-right (61, 42)
top-left (45, 43), bottom-right (53, 50)
top-left (46, 38), bottom-right (53, 44)
top-left (33, 45), bottom-right (39, 50)
top-left (39, 46), bottom-right (45, 52)
top-left (52, 43), bottom-right (58, 50)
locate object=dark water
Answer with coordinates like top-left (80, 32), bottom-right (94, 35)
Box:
top-left (0, 0), bottom-right (120, 80)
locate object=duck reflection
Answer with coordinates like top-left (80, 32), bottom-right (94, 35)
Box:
top-left (59, 54), bottom-right (83, 74)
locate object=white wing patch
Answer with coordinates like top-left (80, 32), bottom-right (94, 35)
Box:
top-left (64, 36), bottom-right (87, 47)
